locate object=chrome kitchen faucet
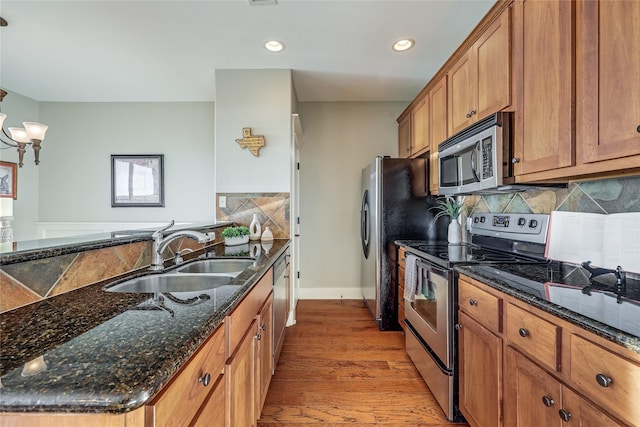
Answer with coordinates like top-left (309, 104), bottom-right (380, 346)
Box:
top-left (150, 220), bottom-right (211, 271)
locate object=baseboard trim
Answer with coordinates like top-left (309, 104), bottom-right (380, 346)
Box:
top-left (298, 287), bottom-right (362, 300)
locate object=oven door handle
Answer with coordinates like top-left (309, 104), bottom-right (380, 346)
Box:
top-left (416, 259), bottom-right (449, 279)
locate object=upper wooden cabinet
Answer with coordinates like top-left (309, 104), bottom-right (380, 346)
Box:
top-left (577, 0), bottom-right (640, 164)
top-left (512, 0), bottom-right (575, 176)
top-left (448, 7), bottom-right (512, 136)
top-left (429, 76), bottom-right (447, 194)
top-left (397, 95), bottom-right (429, 159)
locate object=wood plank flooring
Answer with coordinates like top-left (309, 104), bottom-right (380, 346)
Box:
top-left (258, 299), bottom-right (469, 426)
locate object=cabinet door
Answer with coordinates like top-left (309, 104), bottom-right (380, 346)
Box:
top-left (561, 387), bottom-right (626, 427)
top-left (458, 312), bottom-right (503, 427)
top-left (577, 0), bottom-right (640, 163)
top-left (227, 320), bottom-right (257, 427)
top-left (257, 294), bottom-right (274, 414)
top-left (411, 97), bottom-right (429, 155)
top-left (513, 0), bottom-right (574, 175)
top-left (476, 6), bottom-right (511, 120)
top-left (505, 347), bottom-right (562, 427)
top-left (398, 114), bottom-right (412, 158)
top-left (429, 76), bottom-right (447, 194)
top-left (448, 50), bottom-right (476, 136)
top-left (192, 374), bottom-right (226, 427)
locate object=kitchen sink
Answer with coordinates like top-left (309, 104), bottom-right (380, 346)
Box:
top-left (105, 273), bottom-right (238, 293)
top-left (174, 259), bottom-right (255, 276)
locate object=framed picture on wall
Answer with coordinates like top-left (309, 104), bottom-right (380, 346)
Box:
top-left (0, 161), bottom-right (17, 200)
top-left (111, 154), bottom-right (164, 207)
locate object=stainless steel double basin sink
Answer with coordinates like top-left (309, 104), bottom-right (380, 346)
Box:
top-left (105, 259), bottom-right (256, 294)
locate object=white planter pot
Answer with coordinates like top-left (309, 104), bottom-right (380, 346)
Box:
top-left (224, 235), bottom-right (249, 246)
top-left (448, 219), bottom-right (462, 244)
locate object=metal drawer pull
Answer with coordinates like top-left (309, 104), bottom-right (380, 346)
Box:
top-left (198, 372), bottom-right (211, 387)
top-left (558, 409), bottom-right (572, 422)
top-left (518, 328), bottom-right (529, 338)
top-left (596, 373), bottom-right (613, 387)
top-left (542, 396), bottom-right (555, 407)
top-left (469, 299), bottom-right (478, 306)
top-left (261, 324), bottom-right (267, 331)
top-left (455, 324), bottom-right (463, 331)
top-left (255, 333), bottom-right (262, 341)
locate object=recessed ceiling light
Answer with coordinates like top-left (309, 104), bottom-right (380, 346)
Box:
top-left (264, 40), bottom-right (285, 52)
top-left (392, 38), bottom-right (415, 52)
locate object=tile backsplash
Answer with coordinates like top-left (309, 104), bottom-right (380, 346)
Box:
top-left (464, 175), bottom-right (640, 215)
top-left (216, 192), bottom-right (290, 239)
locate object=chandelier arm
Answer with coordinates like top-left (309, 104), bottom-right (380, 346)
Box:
top-left (0, 127), bottom-right (19, 147)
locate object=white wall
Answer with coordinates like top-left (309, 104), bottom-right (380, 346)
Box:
top-left (0, 91), bottom-right (40, 241)
top-left (297, 101), bottom-right (406, 299)
top-left (214, 69), bottom-right (292, 193)
top-left (37, 102), bottom-right (215, 226)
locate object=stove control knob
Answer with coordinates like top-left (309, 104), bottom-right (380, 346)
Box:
top-left (480, 216), bottom-right (486, 223)
top-left (529, 219), bottom-right (538, 228)
top-left (518, 217), bottom-right (526, 227)
top-left (474, 217), bottom-right (479, 223)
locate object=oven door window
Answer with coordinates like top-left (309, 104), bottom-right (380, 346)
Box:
top-left (439, 155), bottom-right (459, 188)
top-left (413, 267), bottom-right (439, 332)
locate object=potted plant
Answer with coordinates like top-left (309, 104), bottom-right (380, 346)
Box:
top-left (430, 196), bottom-right (466, 244)
top-left (221, 226), bottom-right (250, 246)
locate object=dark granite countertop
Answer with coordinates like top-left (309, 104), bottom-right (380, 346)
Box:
top-left (457, 264), bottom-right (640, 355)
top-left (0, 239), bottom-right (289, 413)
top-left (0, 221), bottom-right (234, 265)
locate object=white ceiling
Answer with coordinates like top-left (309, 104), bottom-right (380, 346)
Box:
top-left (0, 0), bottom-right (494, 103)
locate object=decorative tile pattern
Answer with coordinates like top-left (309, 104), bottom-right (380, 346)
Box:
top-left (0, 254), bottom-right (79, 298)
top-left (216, 192), bottom-right (290, 239)
top-left (464, 175), bottom-right (640, 215)
top-left (0, 272), bottom-right (40, 312)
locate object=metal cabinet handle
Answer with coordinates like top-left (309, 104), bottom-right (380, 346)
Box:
top-left (455, 324), bottom-right (463, 331)
top-left (470, 110), bottom-right (477, 116)
top-left (198, 372), bottom-right (211, 387)
top-left (558, 409), bottom-right (572, 422)
top-left (261, 324), bottom-right (267, 331)
top-left (637, 124), bottom-right (640, 133)
top-left (542, 396), bottom-right (555, 407)
top-left (512, 157), bottom-right (520, 164)
top-left (469, 299), bottom-right (478, 306)
top-left (518, 328), bottom-right (529, 338)
top-left (466, 112), bottom-right (471, 118)
top-left (255, 333), bottom-right (262, 341)
top-left (596, 373), bottom-right (613, 387)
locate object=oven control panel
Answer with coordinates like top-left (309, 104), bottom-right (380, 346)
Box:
top-left (470, 213), bottom-right (550, 244)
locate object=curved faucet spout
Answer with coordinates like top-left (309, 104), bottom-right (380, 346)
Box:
top-left (150, 223), bottom-right (211, 271)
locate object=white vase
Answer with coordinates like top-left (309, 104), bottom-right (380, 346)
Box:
top-left (261, 226), bottom-right (274, 242)
top-left (448, 219), bottom-right (462, 244)
top-left (249, 214), bottom-right (261, 241)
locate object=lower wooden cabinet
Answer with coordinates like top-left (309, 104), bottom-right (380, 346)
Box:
top-left (192, 373), bottom-right (226, 427)
top-left (227, 319), bottom-right (258, 427)
top-left (458, 311), bottom-right (502, 427)
top-left (257, 294), bottom-right (274, 414)
top-left (458, 275), bottom-right (634, 427)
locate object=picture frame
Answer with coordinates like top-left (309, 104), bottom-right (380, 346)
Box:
top-left (0, 161), bottom-right (17, 200)
top-left (111, 154), bottom-right (164, 207)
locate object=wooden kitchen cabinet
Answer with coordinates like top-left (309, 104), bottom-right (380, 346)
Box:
top-left (458, 277), bottom-right (503, 427)
top-left (192, 373), bottom-right (226, 427)
top-left (458, 275), bottom-right (634, 427)
top-left (576, 0), bottom-right (640, 164)
top-left (257, 293), bottom-right (274, 414)
top-left (448, 6), bottom-right (511, 136)
top-left (227, 319), bottom-right (258, 427)
top-left (397, 95), bottom-right (429, 159)
top-left (512, 0), bottom-right (574, 176)
top-left (429, 76), bottom-right (447, 194)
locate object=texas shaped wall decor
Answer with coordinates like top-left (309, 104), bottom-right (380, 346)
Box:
top-left (235, 128), bottom-right (265, 157)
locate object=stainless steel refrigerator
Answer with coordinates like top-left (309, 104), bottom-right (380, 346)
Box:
top-left (360, 156), bottom-right (445, 330)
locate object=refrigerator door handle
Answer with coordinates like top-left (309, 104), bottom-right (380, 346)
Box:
top-left (361, 190), bottom-right (370, 258)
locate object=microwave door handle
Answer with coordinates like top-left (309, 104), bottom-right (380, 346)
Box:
top-left (470, 142), bottom-right (480, 182)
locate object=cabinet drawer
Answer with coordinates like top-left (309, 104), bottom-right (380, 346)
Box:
top-left (458, 279), bottom-right (502, 333)
top-left (150, 325), bottom-right (226, 427)
top-left (227, 268), bottom-right (273, 356)
top-left (506, 303), bottom-right (561, 372)
top-left (192, 373), bottom-right (225, 427)
top-left (570, 334), bottom-right (640, 426)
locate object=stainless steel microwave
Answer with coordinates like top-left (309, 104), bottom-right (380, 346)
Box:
top-left (438, 112), bottom-right (513, 195)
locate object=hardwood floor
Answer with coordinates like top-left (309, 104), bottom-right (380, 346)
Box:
top-left (258, 299), bottom-right (469, 426)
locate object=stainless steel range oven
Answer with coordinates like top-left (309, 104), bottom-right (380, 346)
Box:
top-left (402, 213), bottom-right (550, 422)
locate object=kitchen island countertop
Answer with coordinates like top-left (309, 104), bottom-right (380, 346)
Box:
top-left (0, 239), bottom-right (289, 414)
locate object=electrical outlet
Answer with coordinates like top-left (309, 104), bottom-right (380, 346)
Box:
top-left (219, 196), bottom-right (226, 208)
top-left (207, 232), bottom-right (216, 240)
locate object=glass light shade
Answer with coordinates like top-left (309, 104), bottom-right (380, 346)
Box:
top-left (23, 122), bottom-right (48, 141)
top-left (8, 127), bottom-right (30, 143)
top-left (264, 40), bottom-right (284, 52)
top-left (0, 112), bottom-right (6, 129)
